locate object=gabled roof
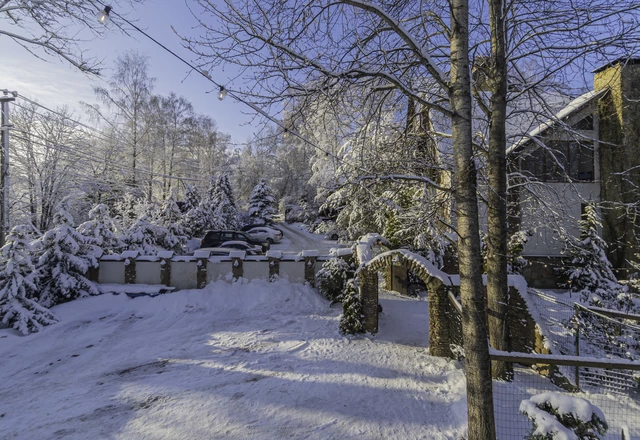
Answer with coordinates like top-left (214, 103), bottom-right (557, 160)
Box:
top-left (506, 88), bottom-right (608, 156)
top-left (592, 57), bottom-right (640, 73)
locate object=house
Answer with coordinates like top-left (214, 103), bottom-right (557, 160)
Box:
top-left (507, 58), bottom-right (640, 286)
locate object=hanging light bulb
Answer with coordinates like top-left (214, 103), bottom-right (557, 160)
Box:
top-left (97, 5), bottom-right (112, 24)
top-left (218, 86), bottom-right (227, 101)
top-left (283, 128), bottom-right (289, 139)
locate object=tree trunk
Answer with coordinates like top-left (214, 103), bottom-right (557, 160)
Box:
top-left (487, 0), bottom-right (511, 380)
top-left (450, 0), bottom-right (496, 438)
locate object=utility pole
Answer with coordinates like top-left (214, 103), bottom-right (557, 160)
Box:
top-left (0, 90), bottom-right (17, 247)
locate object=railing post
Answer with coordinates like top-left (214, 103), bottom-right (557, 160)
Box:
top-left (574, 306), bottom-right (580, 390)
top-left (158, 250), bottom-right (174, 286)
top-left (359, 267), bottom-right (379, 334)
top-left (122, 250), bottom-right (139, 284)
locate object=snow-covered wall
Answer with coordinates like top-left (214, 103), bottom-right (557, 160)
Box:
top-left (170, 261), bottom-right (198, 290)
top-left (98, 261), bottom-right (125, 284)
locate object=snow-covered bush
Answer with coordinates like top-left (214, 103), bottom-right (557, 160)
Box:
top-left (339, 280), bottom-right (364, 335)
top-left (76, 203), bottom-right (124, 254)
top-left (36, 203), bottom-right (99, 307)
top-left (520, 392), bottom-right (607, 440)
top-left (316, 257), bottom-right (352, 303)
top-left (0, 225), bottom-right (58, 335)
top-left (248, 179), bottom-right (277, 224)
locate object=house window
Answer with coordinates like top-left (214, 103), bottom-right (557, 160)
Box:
top-left (573, 115), bottom-right (594, 130)
top-left (522, 141), bottom-right (594, 182)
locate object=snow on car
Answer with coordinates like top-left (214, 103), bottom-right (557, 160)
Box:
top-left (219, 241), bottom-right (263, 254)
top-left (246, 226), bottom-right (283, 244)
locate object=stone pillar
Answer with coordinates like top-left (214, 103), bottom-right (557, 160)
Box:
top-left (158, 251), bottom-right (174, 287)
top-left (427, 279), bottom-right (453, 358)
top-left (87, 264), bottom-right (100, 283)
top-left (266, 250), bottom-right (281, 281)
top-left (121, 251), bottom-right (139, 284)
top-left (359, 267), bottom-right (379, 334)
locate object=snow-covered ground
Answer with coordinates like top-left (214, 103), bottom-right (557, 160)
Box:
top-left (0, 280), bottom-right (468, 440)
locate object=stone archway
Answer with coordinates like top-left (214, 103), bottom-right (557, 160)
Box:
top-left (356, 248), bottom-right (455, 358)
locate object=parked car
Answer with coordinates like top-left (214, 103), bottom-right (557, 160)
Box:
top-left (191, 245), bottom-right (261, 256)
top-left (246, 226), bottom-right (283, 244)
top-left (219, 241), bottom-right (263, 254)
top-left (241, 222), bottom-right (285, 236)
top-left (201, 230), bottom-right (270, 252)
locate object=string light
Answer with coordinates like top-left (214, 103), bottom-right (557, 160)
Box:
top-left (217, 86), bottom-right (227, 101)
top-left (97, 5), bottom-right (111, 24)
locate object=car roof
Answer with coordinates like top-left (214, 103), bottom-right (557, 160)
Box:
top-left (220, 241), bottom-right (258, 247)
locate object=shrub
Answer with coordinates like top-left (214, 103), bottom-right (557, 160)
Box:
top-left (339, 280), bottom-right (364, 335)
top-left (316, 257), bottom-right (351, 303)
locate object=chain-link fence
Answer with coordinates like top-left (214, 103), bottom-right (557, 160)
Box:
top-left (491, 354), bottom-right (640, 440)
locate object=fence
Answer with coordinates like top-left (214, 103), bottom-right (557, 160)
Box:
top-left (491, 353), bottom-right (640, 440)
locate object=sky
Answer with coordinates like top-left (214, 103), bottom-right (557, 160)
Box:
top-left (0, 1), bottom-right (259, 145)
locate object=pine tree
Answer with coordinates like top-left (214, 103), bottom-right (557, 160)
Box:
top-left (339, 280), bottom-right (364, 335)
top-left (183, 184), bottom-right (202, 212)
top-left (76, 204), bottom-right (124, 255)
top-left (36, 203), bottom-right (99, 307)
top-left (157, 191), bottom-right (187, 253)
top-left (215, 175), bottom-right (238, 229)
top-left (248, 179), bottom-right (277, 224)
top-left (0, 225), bottom-right (58, 335)
top-left (564, 203), bottom-right (633, 311)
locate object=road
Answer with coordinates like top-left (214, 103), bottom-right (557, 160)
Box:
top-left (269, 222), bottom-right (346, 254)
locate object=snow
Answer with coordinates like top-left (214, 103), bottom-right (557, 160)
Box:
top-left (0, 280), bottom-right (468, 440)
top-left (269, 222), bottom-right (340, 253)
top-left (519, 398), bottom-right (579, 440)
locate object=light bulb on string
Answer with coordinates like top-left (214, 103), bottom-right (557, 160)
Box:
top-left (218, 86), bottom-right (227, 101)
top-left (97, 5), bottom-right (111, 24)
top-left (283, 128), bottom-right (289, 139)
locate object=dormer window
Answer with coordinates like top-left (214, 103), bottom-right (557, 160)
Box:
top-left (522, 141), bottom-right (594, 182)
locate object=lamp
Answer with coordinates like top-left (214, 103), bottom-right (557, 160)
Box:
top-left (97, 5), bottom-right (112, 24)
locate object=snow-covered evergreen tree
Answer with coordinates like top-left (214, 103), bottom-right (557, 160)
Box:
top-left (76, 204), bottom-right (124, 255)
top-left (507, 230), bottom-right (532, 275)
top-left (316, 257), bottom-right (352, 303)
top-left (123, 215), bottom-right (163, 255)
top-left (157, 191), bottom-right (187, 254)
top-left (564, 203), bottom-right (633, 311)
top-left (248, 179), bottom-right (276, 224)
top-left (113, 192), bottom-right (143, 230)
top-left (183, 183), bottom-right (201, 212)
top-left (0, 225), bottom-right (58, 335)
top-left (214, 174), bottom-right (238, 229)
top-left (36, 203), bottom-right (99, 307)
top-left (339, 280), bottom-right (364, 335)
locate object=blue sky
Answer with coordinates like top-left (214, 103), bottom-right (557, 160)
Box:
top-left (0, 1), bottom-right (258, 144)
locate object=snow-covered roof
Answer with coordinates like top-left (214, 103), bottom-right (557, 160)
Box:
top-left (506, 88), bottom-right (608, 156)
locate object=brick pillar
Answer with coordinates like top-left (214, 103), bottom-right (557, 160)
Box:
top-left (268, 257), bottom-right (280, 280)
top-left (359, 267), bottom-right (379, 334)
top-left (304, 256), bottom-right (317, 286)
top-left (427, 279), bottom-right (453, 358)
